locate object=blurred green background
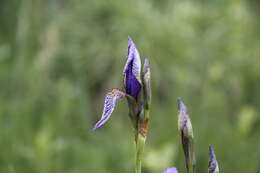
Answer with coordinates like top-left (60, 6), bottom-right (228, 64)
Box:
top-left (1, 0), bottom-right (260, 172)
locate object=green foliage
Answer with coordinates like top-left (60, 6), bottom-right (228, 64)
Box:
top-left (0, 0), bottom-right (260, 172)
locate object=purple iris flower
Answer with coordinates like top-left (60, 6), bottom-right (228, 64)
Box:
top-left (93, 37), bottom-right (143, 130)
top-left (123, 36), bottom-right (142, 100)
top-left (161, 167), bottom-right (178, 173)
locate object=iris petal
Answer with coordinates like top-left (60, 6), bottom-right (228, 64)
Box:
top-left (208, 145), bottom-right (219, 173)
top-left (93, 89), bottom-right (126, 131)
top-left (161, 167), bottom-right (178, 173)
top-left (177, 98), bottom-right (192, 133)
top-left (123, 37), bottom-right (142, 99)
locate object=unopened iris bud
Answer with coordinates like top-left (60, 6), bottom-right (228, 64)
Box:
top-left (161, 167), bottom-right (179, 173)
top-left (142, 57), bottom-right (151, 110)
top-left (208, 145), bottom-right (219, 173)
top-left (177, 98), bottom-right (193, 138)
top-left (177, 98), bottom-right (196, 173)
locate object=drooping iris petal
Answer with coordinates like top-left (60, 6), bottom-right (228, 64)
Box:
top-left (123, 36), bottom-right (142, 99)
top-left (93, 89), bottom-right (126, 131)
top-left (161, 167), bottom-right (178, 173)
top-left (208, 145), bottom-right (219, 173)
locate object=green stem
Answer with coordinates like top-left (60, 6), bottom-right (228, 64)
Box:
top-left (135, 134), bottom-right (146, 173)
top-left (135, 107), bottom-right (150, 173)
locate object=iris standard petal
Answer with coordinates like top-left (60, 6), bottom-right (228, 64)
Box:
top-left (93, 89), bottom-right (126, 131)
top-left (123, 37), bottom-right (142, 99)
top-left (161, 167), bottom-right (178, 173)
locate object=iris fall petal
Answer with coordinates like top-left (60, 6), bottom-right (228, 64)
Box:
top-left (93, 89), bottom-right (126, 130)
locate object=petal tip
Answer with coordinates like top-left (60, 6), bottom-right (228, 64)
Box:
top-left (177, 97), bottom-right (183, 105)
top-left (92, 123), bottom-right (100, 131)
top-left (161, 167), bottom-right (178, 173)
top-left (92, 121), bottom-right (103, 131)
top-left (127, 36), bottom-right (138, 53)
top-left (209, 145), bottom-right (213, 152)
top-left (143, 57), bottom-right (150, 73)
top-left (128, 36), bottom-right (133, 44)
top-left (177, 97), bottom-right (186, 112)
top-left (92, 127), bottom-right (97, 132)
top-left (209, 145), bottom-right (216, 161)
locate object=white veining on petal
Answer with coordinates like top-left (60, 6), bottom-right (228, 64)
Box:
top-left (209, 145), bottom-right (219, 173)
top-left (93, 89), bottom-right (126, 130)
top-left (123, 36), bottom-right (141, 82)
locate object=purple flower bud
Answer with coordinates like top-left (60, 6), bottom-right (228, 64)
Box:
top-left (177, 98), bottom-right (196, 173)
top-left (177, 98), bottom-right (193, 137)
top-left (123, 36), bottom-right (142, 100)
top-left (161, 167), bottom-right (178, 173)
top-left (93, 89), bottom-right (126, 131)
top-left (208, 145), bottom-right (219, 173)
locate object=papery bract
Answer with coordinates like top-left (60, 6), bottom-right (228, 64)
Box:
top-left (93, 89), bottom-right (126, 130)
top-left (142, 57), bottom-right (151, 109)
top-left (123, 37), bottom-right (142, 100)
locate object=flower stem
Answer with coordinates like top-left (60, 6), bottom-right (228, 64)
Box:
top-left (134, 56), bottom-right (151, 173)
top-left (135, 107), bottom-right (150, 173)
top-left (135, 133), bottom-right (146, 173)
